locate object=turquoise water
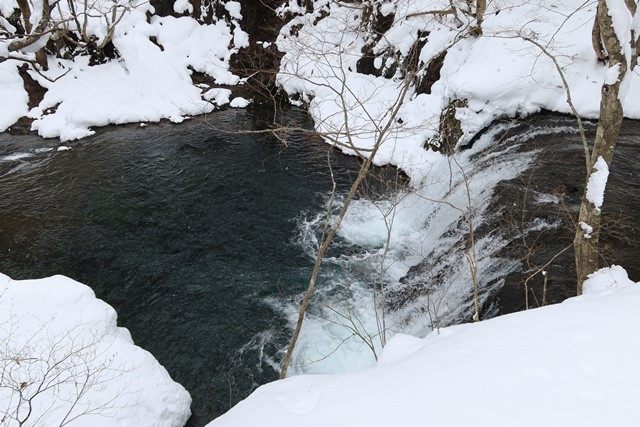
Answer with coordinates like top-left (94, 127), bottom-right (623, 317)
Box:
top-left (0, 108), bottom-right (365, 426)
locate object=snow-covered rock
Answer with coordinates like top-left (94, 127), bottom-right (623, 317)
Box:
top-left (225, 1), bottom-right (242, 20)
top-left (276, 0), bottom-right (640, 182)
top-left (582, 265), bottom-right (636, 295)
top-left (211, 266), bottom-right (640, 427)
top-left (229, 97), bottom-right (250, 108)
top-left (0, 273), bottom-right (191, 427)
top-left (0, 1), bottom-right (248, 140)
top-left (204, 88), bottom-right (233, 106)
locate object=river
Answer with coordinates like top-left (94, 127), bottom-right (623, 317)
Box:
top-left (1, 109), bottom-right (638, 426)
top-left (0, 108), bottom-right (368, 426)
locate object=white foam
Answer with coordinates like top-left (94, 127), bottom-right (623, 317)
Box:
top-left (271, 123), bottom-right (571, 376)
top-left (1, 152), bottom-right (33, 162)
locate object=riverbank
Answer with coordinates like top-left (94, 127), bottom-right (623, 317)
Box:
top-left (0, 108), bottom-right (375, 426)
top-left (2, 107), bottom-right (639, 426)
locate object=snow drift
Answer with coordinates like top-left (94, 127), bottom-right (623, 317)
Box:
top-left (0, 273), bottom-right (191, 427)
top-left (0, 0), bottom-right (249, 140)
top-left (276, 0), bottom-right (640, 182)
top-left (211, 265), bottom-right (640, 427)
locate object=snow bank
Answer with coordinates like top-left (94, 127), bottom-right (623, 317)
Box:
top-left (0, 273), bottom-right (191, 427)
top-left (276, 0), bottom-right (640, 181)
top-left (0, 1), bottom-right (248, 139)
top-left (0, 61), bottom-right (29, 131)
top-left (229, 97), bottom-right (250, 108)
top-left (582, 265), bottom-right (635, 294)
top-left (212, 266), bottom-right (640, 427)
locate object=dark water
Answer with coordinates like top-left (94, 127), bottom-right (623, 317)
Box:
top-left (0, 109), bottom-right (364, 426)
top-left (3, 109), bottom-right (638, 425)
top-left (398, 114), bottom-right (640, 324)
top-left (487, 115), bottom-right (640, 314)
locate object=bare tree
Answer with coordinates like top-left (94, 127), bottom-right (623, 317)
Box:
top-left (574, 0), bottom-right (639, 293)
top-left (489, 0), bottom-right (637, 295)
top-left (0, 319), bottom-right (131, 427)
top-left (272, 0), bottom-right (494, 376)
top-left (278, 73), bottom-right (415, 378)
top-left (1, 0), bottom-right (137, 70)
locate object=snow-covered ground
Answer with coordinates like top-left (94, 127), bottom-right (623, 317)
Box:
top-left (0, 273), bottom-right (191, 426)
top-left (276, 0), bottom-right (640, 181)
top-left (211, 265), bottom-right (640, 427)
top-left (0, 0), bottom-right (249, 140)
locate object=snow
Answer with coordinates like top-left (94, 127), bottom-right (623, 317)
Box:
top-left (580, 221), bottom-right (594, 239)
top-left (173, 0), bottom-right (193, 14)
top-left (0, 62), bottom-right (29, 132)
top-left (225, 1), bottom-right (242, 20)
top-left (275, 0), bottom-right (640, 182)
top-left (229, 97), bottom-right (250, 108)
top-left (605, 0), bottom-right (633, 63)
top-left (586, 156), bottom-right (610, 210)
top-left (0, 1), bottom-right (248, 140)
top-left (204, 88), bottom-right (232, 106)
top-left (605, 64), bottom-right (621, 85)
top-left (211, 266), bottom-right (640, 427)
top-left (0, 0), bottom-right (16, 17)
top-left (0, 273), bottom-right (191, 427)
top-left (582, 265), bottom-right (636, 294)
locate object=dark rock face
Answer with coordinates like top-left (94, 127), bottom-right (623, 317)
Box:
top-left (8, 65), bottom-right (47, 133)
top-left (236, 0), bottom-right (283, 41)
top-left (356, 2), bottom-right (396, 76)
top-left (148, 0), bottom-right (282, 29)
top-left (148, 0), bottom-right (178, 17)
top-left (429, 98), bottom-right (467, 155)
top-left (415, 49), bottom-right (446, 95)
top-left (228, 1), bottom-right (287, 103)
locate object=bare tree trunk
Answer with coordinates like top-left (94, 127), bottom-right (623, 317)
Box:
top-left (9, 0), bottom-right (50, 69)
top-left (279, 72), bottom-right (413, 379)
top-left (190, 0), bottom-right (202, 20)
top-left (574, 0), bottom-right (630, 293)
top-left (279, 154), bottom-right (376, 379)
top-left (35, 49), bottom-right (48, 69)
top-left (475, 0), bottom-right (486, 34)
top-left (591, 4), bottom-right (607, 62)
top-left (16, 0), bottom-right (33, 33)
top-left (14, 0), bottom-right (49, 69)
